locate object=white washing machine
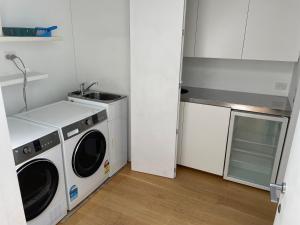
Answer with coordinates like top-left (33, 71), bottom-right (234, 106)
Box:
top-left (68, 93), bottom-right (128, 177)
top-left (7, 117), bottom-right (67, 225)
top-left (15, 101), bottom-right (110, 210)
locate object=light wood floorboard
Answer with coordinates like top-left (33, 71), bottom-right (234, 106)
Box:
top-left (60, 164), bottom-right (276, 225)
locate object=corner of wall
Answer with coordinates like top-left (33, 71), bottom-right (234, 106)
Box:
top-left (288, 57), bottom-right (300, 108)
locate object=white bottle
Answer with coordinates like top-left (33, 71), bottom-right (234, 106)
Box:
top-left (0, 15), bottom-right (2, 36)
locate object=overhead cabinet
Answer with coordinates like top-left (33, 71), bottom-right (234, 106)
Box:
top-left (242, 0), bottom-right (300, 62)
top-left (194, 0), bottom-right (249, 59)
top-left (184, 0), bottom-right (300, 61)
top-left (178, 102), bottom-right (231, 176)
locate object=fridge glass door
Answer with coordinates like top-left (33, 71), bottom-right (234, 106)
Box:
top-left (226, 113), bottom-right (286, 188)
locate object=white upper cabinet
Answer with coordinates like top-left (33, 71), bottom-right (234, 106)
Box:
top-left (243, 0), bottom-right (300, 62)
top-left (194, 0), bottom-right (249, 59)
top-left (183, 0), bottom-right (198, 57)
top-left (184, 0), bottom-right (300, 61)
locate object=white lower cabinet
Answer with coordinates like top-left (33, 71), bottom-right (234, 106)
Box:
top-left (178, 102), bottom-right (231, 175)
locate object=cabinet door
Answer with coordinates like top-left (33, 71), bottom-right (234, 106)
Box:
top-left (181, 103), bottom-right (231, 175)
top-left (243, 0), bottom-right (300, 62)
top-left (224, 111), bottom-right (288, 190)
top-left (195, 0), bottom-right (249, 59)
top-left (183, 0), bottom-right (198, 57)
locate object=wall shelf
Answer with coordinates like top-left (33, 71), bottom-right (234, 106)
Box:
top-left (0, 72), bottom-right (48, 87)
top-left (0, 36), bottom-right (62, 43)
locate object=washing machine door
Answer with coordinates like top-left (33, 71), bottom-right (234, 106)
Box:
top-left (17, 159), bottom-right (59, 221)
top-left (72, 130), bottom-right (106, 178)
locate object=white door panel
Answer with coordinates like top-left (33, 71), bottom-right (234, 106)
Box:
top-left (181, 103), bottom-right (231, 175)
top-left (273, 111), bottom-right (300, 224)
top-left (130, 0), bottom-right (185, 178)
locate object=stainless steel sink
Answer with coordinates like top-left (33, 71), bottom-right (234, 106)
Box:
top-left (69, 90), bottom-right (123, 102)
top-left (83, 92), bottom-right (122, 101)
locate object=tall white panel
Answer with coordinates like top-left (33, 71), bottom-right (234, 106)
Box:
top-left (130, 0), bottom-right (185, 178)
top-left (243, 0), bottom-right (300, 62)
top-left (0, 91), bottom-right (26, 225)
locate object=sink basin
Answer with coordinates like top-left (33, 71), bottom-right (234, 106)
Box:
top-left (83, 92), bottom-right (122, 101)
top-left (181, 88), bottom-right (189, 94)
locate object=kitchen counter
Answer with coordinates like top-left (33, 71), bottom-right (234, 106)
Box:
top-left (181, 86), bottom-right (292, 117)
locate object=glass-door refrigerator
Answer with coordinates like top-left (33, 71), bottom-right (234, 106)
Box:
top-left (224, 111), bottom-right (288, 190)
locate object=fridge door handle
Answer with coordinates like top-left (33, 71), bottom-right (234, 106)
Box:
top-left (270, 182), bottom-right (286, 203)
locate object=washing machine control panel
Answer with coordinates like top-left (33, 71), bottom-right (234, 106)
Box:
top-left (13, 131), bottom-right (61, 166)
top-left (85, 118), bottom-right (93, 126)
top-left (23, 146), bottom-right (32, 154)
top-left (62, 110), bottom-right (107, 141)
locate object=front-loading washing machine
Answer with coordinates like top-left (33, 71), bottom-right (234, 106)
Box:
top-left (7, 117), bottom-right (67, 225)
top-left (68, 93), bottom-right (128, 177)
top-left (15, 101), bottom-right (110, 210)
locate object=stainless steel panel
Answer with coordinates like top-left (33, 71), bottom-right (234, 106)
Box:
top-left (68, 90), bottom-right (127, 104)
top-left (181, 86), bottom-right (291, 117)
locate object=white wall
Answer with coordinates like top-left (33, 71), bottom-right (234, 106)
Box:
top-left (70, 0), bottom-right (130, 95)
top-left (288, 58), bottom-right (300, 107)
top-left (278, 60), bottom-right (300, 183)
top-left (182, 57), bottom-right (295, 96)
top-left (70, 0), bottom-right (131, 159)
top-left (0, 0), bottom-right (78, 115)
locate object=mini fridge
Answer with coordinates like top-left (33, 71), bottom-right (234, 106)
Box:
top-left (224, 111), bottom-right (288, 190)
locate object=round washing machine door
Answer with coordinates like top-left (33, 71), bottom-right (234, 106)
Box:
top-left (72, 130), bottom-right (106, 178)
top-left (17, 159), bottom-right (59, 221)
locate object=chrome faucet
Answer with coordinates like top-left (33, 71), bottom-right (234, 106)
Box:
top-left (80, 82), bottom-right (99, 96)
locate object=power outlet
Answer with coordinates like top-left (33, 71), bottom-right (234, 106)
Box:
top-left (275, 82), bottom-right (288, 91)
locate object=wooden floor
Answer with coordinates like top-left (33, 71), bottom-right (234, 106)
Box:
top-left (60, 164), bottom-right (276, 225)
